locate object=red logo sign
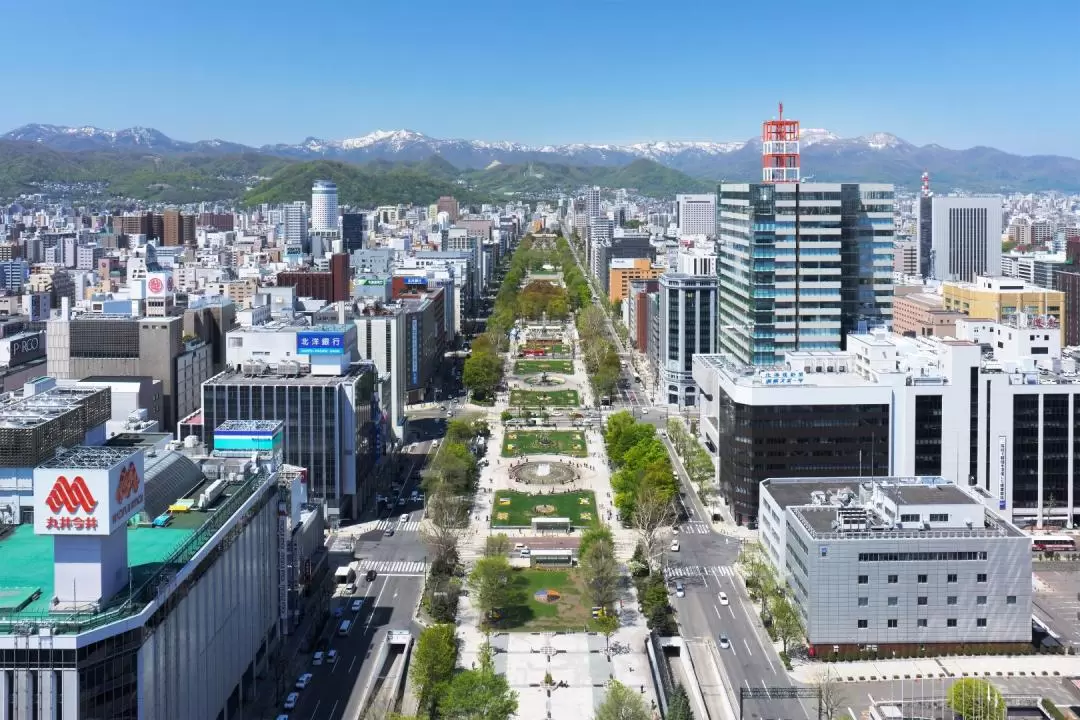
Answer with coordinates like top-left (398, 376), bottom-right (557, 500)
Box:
top-left (148, 277), bottom-right (164, 294)
top-left (116, 463), bottom-right (140, 503)
top-left (45, 475), bottom-right (98, 514)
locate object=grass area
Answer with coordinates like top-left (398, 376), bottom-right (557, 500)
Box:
top-left (492, 489), bottom-right (597, 527)
top-left (509, 389), bottom-right (579, 407)
top-left (494, 568), bottom-right (602, 632)
top-left (502, 430), bottom-right (587, 457)
top-left (513, 359), bottom-right (574, 375)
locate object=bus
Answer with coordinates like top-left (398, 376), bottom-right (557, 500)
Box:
top-left (1031, 535), bottom-right (1075, 552)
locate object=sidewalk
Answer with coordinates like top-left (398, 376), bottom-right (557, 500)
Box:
top-left (789, 654), bottom-right (1080, 683)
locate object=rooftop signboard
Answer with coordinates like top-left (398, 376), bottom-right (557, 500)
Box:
top-left (33, 450), bottom-right (145, 536)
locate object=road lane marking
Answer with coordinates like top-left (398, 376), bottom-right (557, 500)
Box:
top-left (743, 638), bottom-right (752, 655)
top-left (308, 699), bottom-right (321, 720)
top-left (349, 656), bottom-right (357, 674)
top-left (328, 700), bottom-right (339, 719)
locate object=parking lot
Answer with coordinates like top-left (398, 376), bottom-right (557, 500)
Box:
top-left (1033, 563), bottom-right (1080, 648)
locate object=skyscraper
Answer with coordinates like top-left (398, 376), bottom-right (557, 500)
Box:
top-left (585, 186), bottom-right (601, 220)
top-left (717, 182), bottom-right (894, 366)
top-left (342, 212), bottom-right (368, 253)
top-left (929, 196), bottom-right (1004, 282)
top-left (917, 172), bottom-right (933, 277)
top-left (675, 194), bottom-right (717, 238)
top-left (311, 180), bottom-right (339, 232)
top-left (282, 202), bottom-right (308, 249)
top-left (657, 273), bottom-right (718, 407)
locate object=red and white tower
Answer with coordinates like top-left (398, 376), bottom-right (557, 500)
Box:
top-left (762, 102), bottom-right (800, 183)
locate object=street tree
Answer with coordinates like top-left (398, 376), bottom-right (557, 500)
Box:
top-left (484, 533), bottom-right (511, 558)
top-left (812, 668), bottom-right (847, 720)
top-left (468, 556), bottom-right (517, 624)
top-left (769, 593), bottom-right (805, 654)
top-left (580, 537), bottom-right (620, 610)
top-left (947, 679), bottom-right (1006, 720)
top-left (578, 524), bottom-right (614, 560)
top-left (410, 624), bottom-right (458, 717)
top-left (440, 642), bottom-right (518, 720)
top-left (594, 612), bottom-right (620, 655)
top-left (594, 679), bottom-right (651, 720)
top-left (632, 482), bottom-right (677, 571)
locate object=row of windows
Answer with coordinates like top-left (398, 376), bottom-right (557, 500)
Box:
top-left (857, 551), bottom-right (987, 562)
top-left (858, 594), bottom-right (1015, 606)
top-left (857, 618), bottom-right (989, 629)
top-left (859, 572), bottom-right (989, 584)
top-left (900, 513), bottom-right (950, 523)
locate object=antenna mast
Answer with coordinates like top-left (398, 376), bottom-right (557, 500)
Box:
top-left (762, 102), bottom-right (801, 183)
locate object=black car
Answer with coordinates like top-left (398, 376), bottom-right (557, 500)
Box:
top-left (366, 569), bottom-right (377, 582)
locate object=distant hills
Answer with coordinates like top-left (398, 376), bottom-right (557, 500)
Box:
top-left (3, 123), bottom-right (1080, 198)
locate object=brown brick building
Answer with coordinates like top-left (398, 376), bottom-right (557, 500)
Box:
top-left (276, 253), bottom-right (350, 303)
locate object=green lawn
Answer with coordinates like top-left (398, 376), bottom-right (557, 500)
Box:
top-left (514, 359), bottom-right (574, 375)
top-left (492, 489), bottom-right (597, 527)
top-left (502, 430), bottom-right (587, 457)
top-left (494, 569), bottom-right (602, 632)
top-left (509, 389), bottom-right (579, 407)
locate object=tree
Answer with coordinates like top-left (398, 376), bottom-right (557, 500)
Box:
top-left (595, 680), bottom-right (651, 720)
top-left (812, 669), bottom-right (846, 720)
top-left (468, 556), bottom-right (517, 623)
top-left (769, 593), bottom-right (804, 654)
top-left (594, 612), bottom-right (620, 654)
top-left (578, 524), bottom-right (614, 560)
top-left (947, 679), bottom-right (1006, 720)
top-left (484, 533), bottom-right (511, 558)
top-left (411, 624), bottom-right (458, 717)
top-left (580, 538), bottom-right (620, 610)
top-left (440, 642), bottom-right (518, 720)
top-left (737, 542), bottom-right (778, 611)
top-left (421, 491), bottom-right (464, 576)
top-left (463, 351), bottom-right (502, 399)
top-left (632, 482), bottom-right (676, 571)
top-left (667, 684), bottom-right (694, 720)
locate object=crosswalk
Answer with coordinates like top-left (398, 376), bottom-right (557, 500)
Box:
top-left (664, 564), bottom-right (737, 580)
top-left (375, 520), bottom-right (422, 532)
top-left (676, 522), bottom-right (711, 535)
top-left (356, 560), bottom-right (428, 576)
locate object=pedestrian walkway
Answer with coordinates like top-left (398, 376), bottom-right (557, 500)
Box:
top-left (664, 564), bottom-right (737, 580)
top-left (677, 521), bottom-right (711, 535)
top-left (374, 520), bottom-right (421, 532)
top-left (355, 559), bottom-right (427, 576)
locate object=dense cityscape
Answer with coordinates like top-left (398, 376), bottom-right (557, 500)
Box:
top-left (1, 96), bottom-right (1080, 720)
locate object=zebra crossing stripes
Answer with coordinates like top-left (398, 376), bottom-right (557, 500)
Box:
top-left (356, 560), bottom-right (428, 576)
top-left (676, 522), bottom-right (711, 535)
top-left (664, 565), bottom-right (736, 580)
top-left (375, 520), bottom-right (421, 532)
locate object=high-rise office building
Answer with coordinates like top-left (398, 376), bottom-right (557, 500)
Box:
top-left (437, 196), bottom-right (459, 223)
top-left (929, 196), bottom-right (1003, 281)
top-left (657, 273), bottom-right (718, 407)
top-left (342, 212), bottom-right (368, 252)
top-left (917, 172), bottom-right (933, 277)
top-left (311, 180), bottom-right (339, 232)
top-left (717, 182), bottom-right (894, 366)
top-left (281, 202), bottom-right (308, 249)
top-left (675, 193), bottom-right (717, 238)
top-left (585, 186), bottom-right (601, 220)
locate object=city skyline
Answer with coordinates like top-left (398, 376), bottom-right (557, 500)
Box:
top-left (1, 0), bottom-right (1077, 156)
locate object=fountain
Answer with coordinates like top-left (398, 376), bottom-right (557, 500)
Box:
top-left (511, 461), bottom-right (579, 486)
top-left (536, 463), bottom-right (551, 478)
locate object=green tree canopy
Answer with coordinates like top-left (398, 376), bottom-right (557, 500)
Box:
top-left (595, 680), bottom-right (652, 720)
top-left (410, 624), bottom-right (459, 716)
top-left (440, 642), bottom-right (518, 720)
top-left (947, 679), bottom-right (1006, 720)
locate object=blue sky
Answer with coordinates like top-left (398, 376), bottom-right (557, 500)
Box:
top-left (3, 0), bottom-right (1079, 156)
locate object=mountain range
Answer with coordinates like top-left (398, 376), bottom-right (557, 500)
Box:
top-left (3, 123), bottom-right (1080, 193)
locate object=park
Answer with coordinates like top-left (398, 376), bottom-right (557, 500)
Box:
top-left (502, 430), bottom-right (588, 457)
top-left (513, 359), bottom-right (574, 375)
top-left (491, 489), bottom-right (598, 528)
top-left (509, 388), bottom-right (580, 407)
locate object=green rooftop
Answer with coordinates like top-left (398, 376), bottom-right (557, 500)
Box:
top-left (0, 524), bottom-right (194, 616)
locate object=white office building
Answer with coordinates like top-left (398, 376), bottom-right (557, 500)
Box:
top-left (311, 180), bottom-right (339, 233)
top-left (281, 202), bottom-right (308, 250)
top-left (759, 476), bottom-right (1032, 653)
top-left (585, 186), bottom-right (601, 221)
top-left (929, 196), bottom-right (1004, 282)
top-left (675, 193), bottom-right (716, 238)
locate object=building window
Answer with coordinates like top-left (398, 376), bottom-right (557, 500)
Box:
top-left (1006, 595), bottom-right (1017, 604)
top-left (929, 513), bottom-right (949, 522)
top-left (887, 619), bottom-right (898, 628)
top-left (917, 618), bottom-right (928, 628)
top-left (917, 574), bottom-right (928, 583)
top-left (887, 575), bottom-right (898, 584)
top-left (858, 575), bottom-right (868, 584)
top-left (976, 618), bottom-right (987, 627)
top-left (887, 597), bottom-right (898, 606)
top-left (947, 618), bottom-right (958, 627)
top-left (977, 573), bottom-right (987, 583)
top-left (947, 573), bottom-right (958, 583)
top-left (947, 596), bottom-right (958, 605)
top-left (900, 513), bottom-right (920, 523)
top-left (917, 596), bottom-right (928, 606)
top-left (857, 619), bottom-right (868, 629)
top-left (858, 597), bottom-right (868, 607)
top-left (977, 596), bottom-right (987, 605)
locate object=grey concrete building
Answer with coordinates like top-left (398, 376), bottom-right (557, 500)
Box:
top-left (758, 476), bottom-right (1032, 654)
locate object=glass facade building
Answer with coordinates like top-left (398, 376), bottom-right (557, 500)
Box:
top-left (717, 182), bottom-right (894, 366)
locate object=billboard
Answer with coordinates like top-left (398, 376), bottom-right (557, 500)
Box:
top-left (146, 272), bottom-right (174, 297)
top-left (33, 451), bottom-right (145, 536)
top-left (5, 331), bottom-right (45, 365)
top-left (403, 275), bottom-right (427, 286)
top-left (297, 330), bottom-right (346, 355)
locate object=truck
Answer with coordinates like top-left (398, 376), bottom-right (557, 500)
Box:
top-left (334, 564), bottom-right (356, 587)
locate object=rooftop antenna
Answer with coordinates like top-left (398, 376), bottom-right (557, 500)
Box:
top-left (762, 102), bottom-right (801, 183)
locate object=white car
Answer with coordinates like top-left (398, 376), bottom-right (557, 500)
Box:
top-left (312, 651), bottom-right (324, 666)
top-left (351, 599), bottom-right (363, 612)
top-left (640, 408), bottom-right (649, 414)
top-left (674, 582), bottom-right (685, 598)
top-left (400, 513), bottom-right (409, 523)
top-left (327, 650), bottom-right (338, 663)
top-left (718, 635), bottom-right (730, 649)
top-left (295, 673), bottom-right (312, 690)
top-left (718, 592), bottom-right (729, 606)
top-left (284, 692), bottom-right (299, 709)
top-left (670, 541), bottom-right (680, 552)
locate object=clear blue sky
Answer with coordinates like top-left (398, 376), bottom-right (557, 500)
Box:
top-left (4, 0), bottom-right (1079, 156)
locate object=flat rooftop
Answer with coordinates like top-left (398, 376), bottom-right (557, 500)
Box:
top-left (204, 362), bottom-right (373, 386)
top-left (763, 477), bottom-right (967, 510)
